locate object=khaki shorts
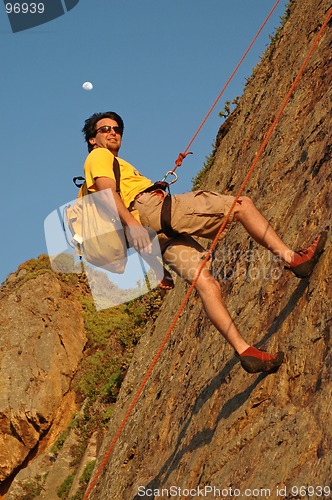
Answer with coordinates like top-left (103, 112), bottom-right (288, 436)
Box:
top-left (134, 190), bottom-right (236, 282)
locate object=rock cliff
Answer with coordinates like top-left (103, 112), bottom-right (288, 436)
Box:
top-left (0, 257), bottom-right (87, 490)
top-left (1, 0), bottom-right (331, 498)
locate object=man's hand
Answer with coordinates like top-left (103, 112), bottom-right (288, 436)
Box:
top-left (125, 224), bottom-right (152, 254)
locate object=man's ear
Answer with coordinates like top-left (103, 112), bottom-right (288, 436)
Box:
top-left (89, 137), bottom-right (96, 147)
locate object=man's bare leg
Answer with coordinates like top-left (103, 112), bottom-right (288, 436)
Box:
top-left (194, 266), bottom-right (284, 373)
top-left (194, 266), bottom-right (250, 354)
top-left (233, 197), bottom-right (293, 264)
top-left (233, 197), bottom-right (327, 278)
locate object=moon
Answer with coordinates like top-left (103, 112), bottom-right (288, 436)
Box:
top-left (82, 81), bottom-right (93, 91)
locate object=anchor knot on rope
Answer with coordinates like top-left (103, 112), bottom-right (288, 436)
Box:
top-left (175, 151), bottom-right (193, 168)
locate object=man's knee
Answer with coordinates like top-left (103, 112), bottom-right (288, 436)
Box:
top-left (234, 196), bottom-right (255, 219)
top-left (195, 268), bottom-right (221, 294)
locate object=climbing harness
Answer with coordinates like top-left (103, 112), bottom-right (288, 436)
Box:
top-left (84, 5), bottom-right (332, 498)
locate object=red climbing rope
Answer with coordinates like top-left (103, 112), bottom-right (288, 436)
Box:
top-left (84, 6), bottom-right (332, 499)
top-left (170, 0), bottom-right (282, 173)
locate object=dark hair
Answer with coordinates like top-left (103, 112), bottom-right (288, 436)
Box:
top-left (82, 111), bottom-right (124, 152)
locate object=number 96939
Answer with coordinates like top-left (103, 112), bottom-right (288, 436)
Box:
top-left (6, 3), bottom-right (45, 14)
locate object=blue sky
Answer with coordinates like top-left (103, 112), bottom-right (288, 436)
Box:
top-left (0, 0), bottom-right (289, 284)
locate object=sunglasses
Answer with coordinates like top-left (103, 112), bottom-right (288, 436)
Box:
top-left (95, 125), bottom-right (122, 135)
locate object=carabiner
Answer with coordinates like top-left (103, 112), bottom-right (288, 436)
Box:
top-left (162, 171), bottom-right (178, 185)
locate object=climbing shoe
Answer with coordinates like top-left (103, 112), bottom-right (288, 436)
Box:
top-left (287, 230), bottom-right (328, 278)
top-left (236, 347), bottom-right (284, 374)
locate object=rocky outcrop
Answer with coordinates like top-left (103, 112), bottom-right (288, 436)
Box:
top-left (0, 260), bottom-right (87, 484)
top-left (86, 0), bottom-right (332, 498)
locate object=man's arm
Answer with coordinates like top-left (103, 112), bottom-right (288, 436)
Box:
top-left (94, 176), bottom-right (152, 253)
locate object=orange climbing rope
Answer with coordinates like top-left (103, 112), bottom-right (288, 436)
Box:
top-left (84, 6), bottom-right (332, 499)
top-left (169, 0), bottom-right (282, 174)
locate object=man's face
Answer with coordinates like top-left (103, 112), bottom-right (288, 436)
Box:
top-left (89, 117), bottom-right (122, 156)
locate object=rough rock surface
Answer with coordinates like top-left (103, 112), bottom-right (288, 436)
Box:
top-left (0, 263), bottom-right (87, 484)
top-left (87, 1), bottom-right (332, 498)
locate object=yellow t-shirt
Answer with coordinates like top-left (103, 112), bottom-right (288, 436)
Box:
top-left (84, 148), bottom-right (153, 208)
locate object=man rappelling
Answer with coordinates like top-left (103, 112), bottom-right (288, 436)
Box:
top-left (81, 110), bottom-right (327, 374)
